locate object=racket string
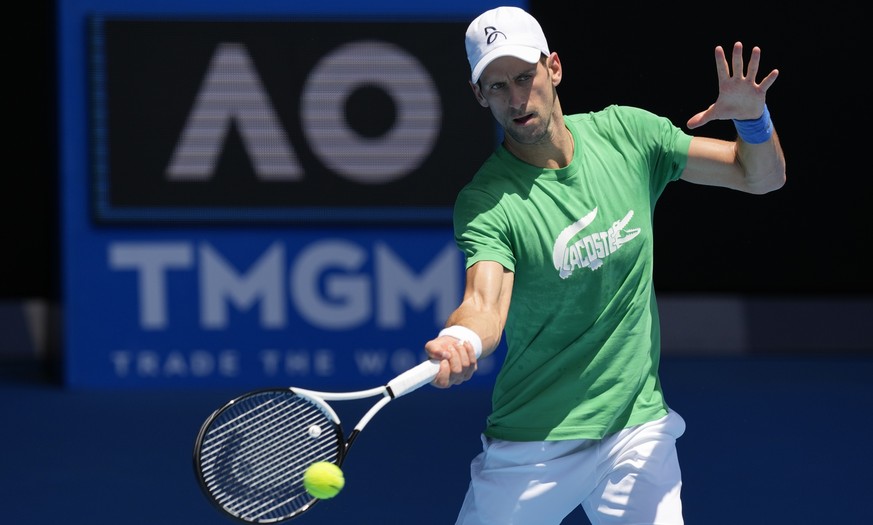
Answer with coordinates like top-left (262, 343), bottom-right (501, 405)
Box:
top-left (206, 400), bottom-right (327, 488)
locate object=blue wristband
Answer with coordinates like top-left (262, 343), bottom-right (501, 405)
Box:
top-left (732, 105), bottom-right (773, 144)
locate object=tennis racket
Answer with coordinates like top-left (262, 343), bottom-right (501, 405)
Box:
top-left (193, 353), bottom-right (462, 524)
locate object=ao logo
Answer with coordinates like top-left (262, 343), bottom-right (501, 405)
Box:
top-left (166, 41), bottom-right (441, 184)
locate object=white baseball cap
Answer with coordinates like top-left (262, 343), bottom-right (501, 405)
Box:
top-left (465, 6), bottom-right (550, 83)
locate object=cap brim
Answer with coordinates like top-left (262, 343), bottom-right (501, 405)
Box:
top-left (471, 46), bottom-right (543, 83)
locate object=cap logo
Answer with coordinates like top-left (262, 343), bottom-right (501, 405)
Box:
top-left (484, 26), bottom-right (506, 46)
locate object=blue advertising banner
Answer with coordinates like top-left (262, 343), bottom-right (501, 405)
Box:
top-left (66, 229), bottom-right (505, 389)
top-left (58, 0), bottom-right (523, 389)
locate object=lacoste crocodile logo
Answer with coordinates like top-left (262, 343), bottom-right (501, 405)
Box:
top-left (552, 207), bottom-right (641, 279)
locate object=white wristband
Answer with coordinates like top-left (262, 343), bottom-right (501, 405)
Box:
top-left (438, 325), bottom-right (483, 358)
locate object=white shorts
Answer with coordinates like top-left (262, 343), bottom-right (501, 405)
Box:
top-left (454, 410), bottom-right (687, 525)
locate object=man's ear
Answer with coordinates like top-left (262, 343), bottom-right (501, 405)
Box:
top-left (469, 80), bottom-right (489, 108)
top-left (547, 52), bottom-right (563, 87)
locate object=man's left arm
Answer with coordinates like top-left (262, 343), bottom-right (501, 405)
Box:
top-left (681, 42), bottom-right (787, 194)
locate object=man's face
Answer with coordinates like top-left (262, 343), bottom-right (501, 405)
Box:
top-left (472, 54), bottom-right (560, 147)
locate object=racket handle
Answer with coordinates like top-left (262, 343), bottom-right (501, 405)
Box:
top-left (386, 359), bottom-right (441, 398)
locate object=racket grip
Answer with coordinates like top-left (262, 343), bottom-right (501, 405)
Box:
top-left (386, 359), bottom-right (441, 398)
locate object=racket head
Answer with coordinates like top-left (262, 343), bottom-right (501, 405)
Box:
top-left (193, 388), bottom-right (344, 523)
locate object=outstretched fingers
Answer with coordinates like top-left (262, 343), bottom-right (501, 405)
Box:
top-left (690, 41), bottom-right (779, 128)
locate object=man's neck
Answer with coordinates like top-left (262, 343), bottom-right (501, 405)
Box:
top-left (503, 117), bottom-right (574, 169)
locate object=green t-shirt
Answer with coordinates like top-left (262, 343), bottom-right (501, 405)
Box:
top-left (453, 105), bottom-right (692, 441)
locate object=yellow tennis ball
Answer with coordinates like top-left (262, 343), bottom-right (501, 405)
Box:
top-left (303, 461), bottom-right (345, 499)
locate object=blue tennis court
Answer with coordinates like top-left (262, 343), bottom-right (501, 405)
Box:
top-left (3, 354), bottom-right (871, 525)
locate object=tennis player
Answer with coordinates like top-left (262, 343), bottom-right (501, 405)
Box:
top-left (423, 6), bottom-right (786, 525)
